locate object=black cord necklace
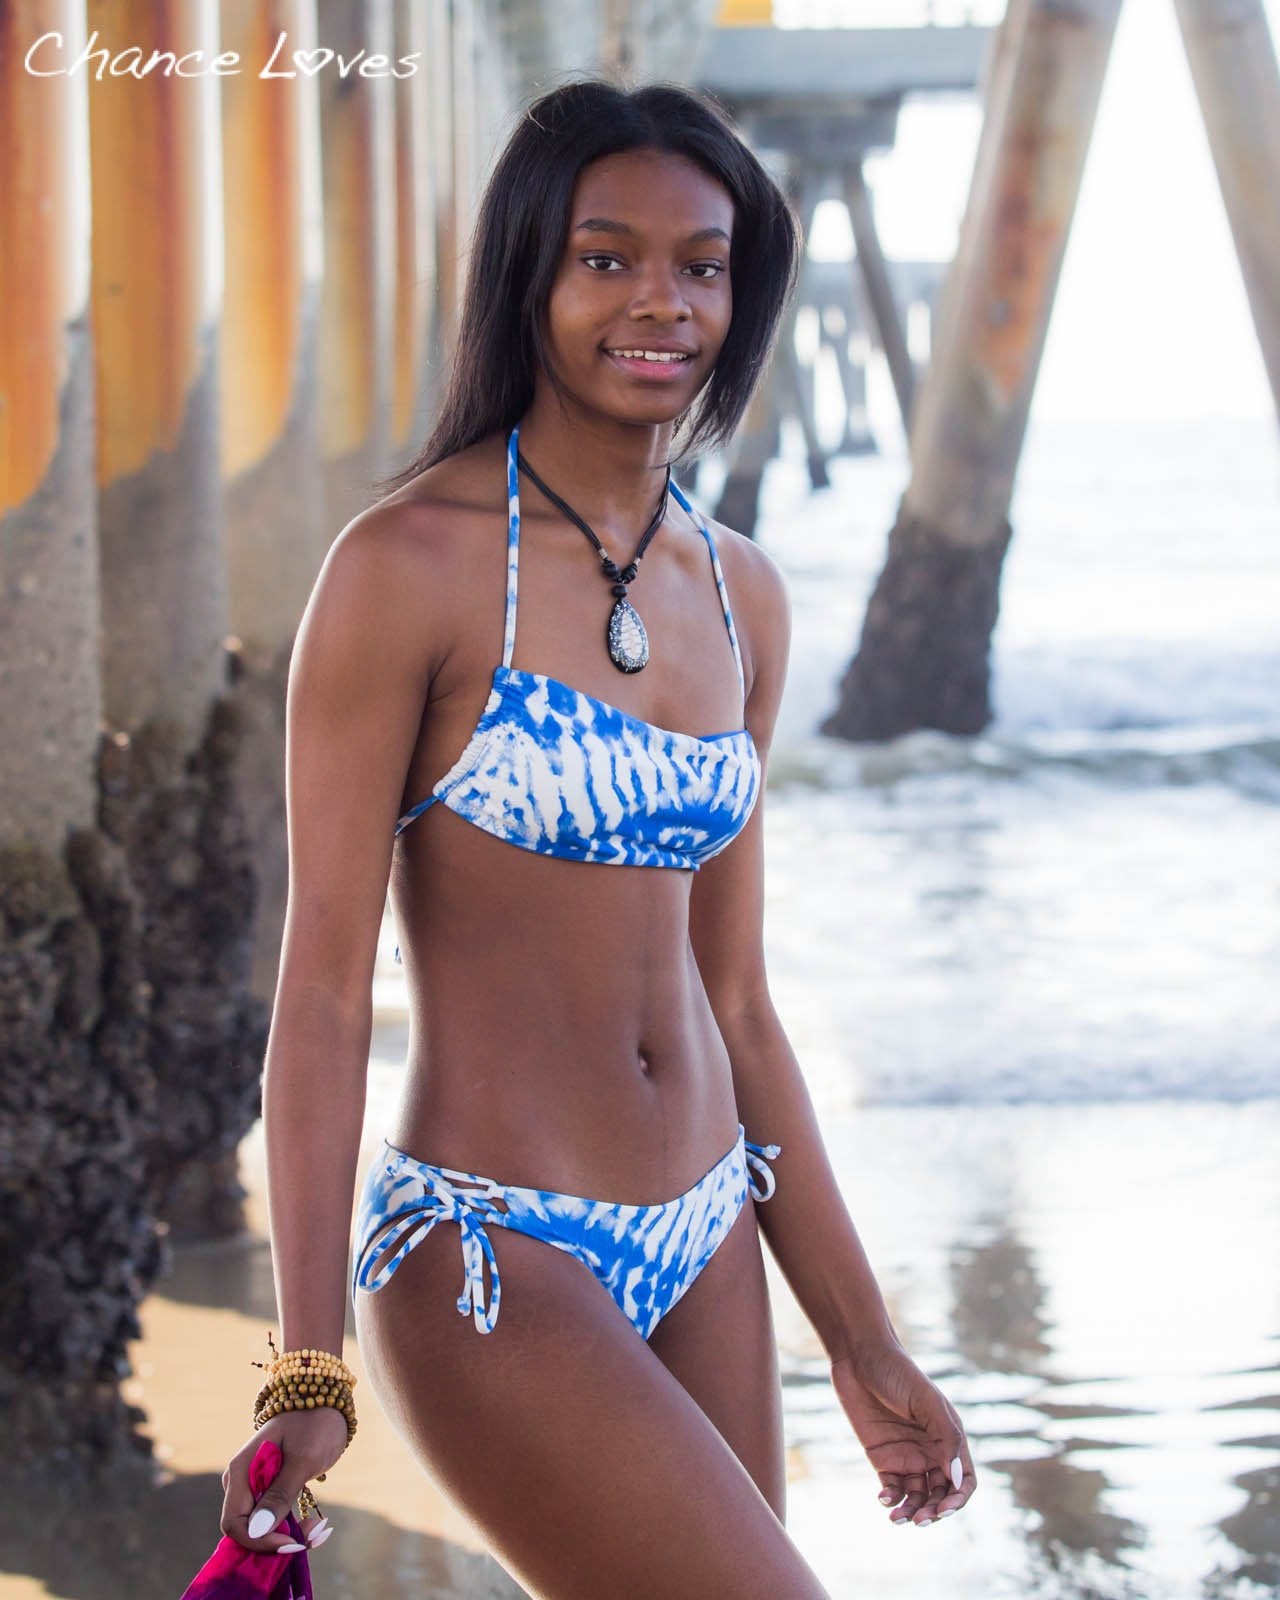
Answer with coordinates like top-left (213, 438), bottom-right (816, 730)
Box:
top-left (516, 451), bottom-right (671, 674)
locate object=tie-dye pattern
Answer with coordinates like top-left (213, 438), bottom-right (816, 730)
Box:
top-left (351, 1123), bottom-right (782, 1339)
top-left (392, 424), bottom-right (761, 865)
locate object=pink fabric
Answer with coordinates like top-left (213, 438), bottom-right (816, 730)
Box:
top-left (180, 1438), bottom-right (315, 1599)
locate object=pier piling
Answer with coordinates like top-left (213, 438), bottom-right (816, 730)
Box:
top-left (822, 0), bottom-right (1123, 742)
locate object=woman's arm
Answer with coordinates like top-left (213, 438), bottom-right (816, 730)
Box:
top-left (265, 502), bottom-right (445, 1356)
top-left (217, 500), bottom-right (451, 1556)
top-left (690, 533), bottom-right (976, 1525)
top-left (689, 538), bottom-right (898, 1361)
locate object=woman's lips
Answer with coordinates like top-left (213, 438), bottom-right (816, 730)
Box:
top-left (602, 350), bottom-right (696, 380)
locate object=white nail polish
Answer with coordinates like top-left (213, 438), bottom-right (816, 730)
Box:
top-left (309, 1527), bottom-right (333, 1547)
top-left (277, 1542), bottom-right (307, 1554)
top-left (308, 1517), bottom-right (329, 1537)
top-left (950, 1456), bottom-right (964, 1491)
top-left (247, 1508), bottom-right (276, 1539)
top-left (938, 1508), bottom-right (957, 1518)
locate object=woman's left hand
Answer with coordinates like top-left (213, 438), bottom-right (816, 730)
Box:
top-left (830, 1337), bottom-right (976, 1526)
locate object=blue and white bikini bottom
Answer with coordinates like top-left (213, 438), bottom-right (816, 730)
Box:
top-left (350, 1122), bottom-right (782, 1340)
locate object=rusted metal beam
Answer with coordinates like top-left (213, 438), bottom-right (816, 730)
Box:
top-left (823, 0), bottom-right (1122, 741)
top-left (1173, 0), bottom-right (1280, 424)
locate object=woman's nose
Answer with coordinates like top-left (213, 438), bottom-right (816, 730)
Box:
top-left (627, 265), bottom-right (691, 321)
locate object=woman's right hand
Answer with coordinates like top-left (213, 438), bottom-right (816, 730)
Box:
top-left (219, 1407), bottom-right (351, 1553)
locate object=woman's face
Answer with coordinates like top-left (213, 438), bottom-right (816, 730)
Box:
top-left (541, 147), bottom-right (735, 428)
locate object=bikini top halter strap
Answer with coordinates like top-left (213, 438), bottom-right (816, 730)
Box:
top-left (501, 425), bottom-right (746, 697)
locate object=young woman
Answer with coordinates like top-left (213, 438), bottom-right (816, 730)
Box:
top-left (218, 79), bottom-right (976, 1598)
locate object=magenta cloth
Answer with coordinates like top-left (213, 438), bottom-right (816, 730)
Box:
top-left (180, 1438), bottom-right (315, 1599)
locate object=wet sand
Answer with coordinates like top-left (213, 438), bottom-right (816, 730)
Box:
top-left (3, 1042), bottom-right (1276, 1599)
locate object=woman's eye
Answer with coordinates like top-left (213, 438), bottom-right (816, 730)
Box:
top-left (582, 254), bottom-right (624, 271)
top-left (686, 262), bottom-right (727, 280)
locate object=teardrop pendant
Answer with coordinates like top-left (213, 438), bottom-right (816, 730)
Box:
top-left (607, 597), bottom-right (649, 674)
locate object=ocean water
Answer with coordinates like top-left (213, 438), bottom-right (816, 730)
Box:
top-left (738, 414), bottom-right (1280, 1598)
top-left (749, 415), bottom-right (1280, 1108)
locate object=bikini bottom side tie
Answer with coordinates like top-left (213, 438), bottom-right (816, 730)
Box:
top-left (351, 1124), bottom-right (783, 1340)
top-left (351, 1164), bottom-right (508, 1334)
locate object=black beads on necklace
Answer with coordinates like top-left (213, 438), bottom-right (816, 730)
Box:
top-left (516, 451), bottom-right (670, 675)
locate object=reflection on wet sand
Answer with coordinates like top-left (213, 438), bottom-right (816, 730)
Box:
top-left (0, 1105), bottom-right (527, 1600)
top-left (950, 1227), bottom-right (1053, 1374)
top-left (1209, 1384), bottom-right (1280, 1595)
top-left (0, 1462), bottom-right (518, 1600)
top-left (777, 1100), bottom-right (1280, 1599)
top-left (943, 1222), bottom-right (1139, 1589)
top-left (2, 1097), bottom-right (1277, 1600)
top-left (952, 1226), bottom-right (1147, 1573)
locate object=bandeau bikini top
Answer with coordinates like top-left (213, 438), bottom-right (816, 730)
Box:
top-left (393, 424), bottom-right (761, 870)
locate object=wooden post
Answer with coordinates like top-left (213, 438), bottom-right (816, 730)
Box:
top-left (822, 304), bottom-right (876, 456)
top-left (388, 0), bottom-right (439, 467)
top-left (780, 341), bottom-right (830, 489)
top-left (0, 1), bottom-right (101, 853)
top-left (713, 373), bottom-right (781, 539)
top-left (89, 0), bottom-right (227, 745)
top-left (316, 0), bottom-right (396, 535)
top-left (219, 0), bottom-right (325, 1007)
top-left (428, 0), bottom-right (459, 353)
top-left (1, 0), bottom-right (154, 1465)
top-left (713, 157), bottom-right (809, 535)
top-left (779, 171), bottom-right (829, 489)
top-left (83, 0), bottom-right (269, 1241)
top-left (823, 0), bottom-right (1122, 741)
top-left (1173, 0), bottom-right (1280, 423)
top-left (844, 159), bottom-right (916, 433)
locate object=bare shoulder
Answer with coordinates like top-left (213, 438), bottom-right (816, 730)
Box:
top-left (340, 431), bottom-right (508, 572)
top-left (302, 434), bottom-right (509, 681)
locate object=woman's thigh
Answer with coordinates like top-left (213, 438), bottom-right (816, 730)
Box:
top-left (354, 1216), bottom-right (828, 1600)
top-left (646, 1196), bottom-right (787, 1519)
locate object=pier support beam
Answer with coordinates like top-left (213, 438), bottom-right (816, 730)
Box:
top-left (1173, 0), bottom-right (1280, 424)
top-left (715, 167), bottom-right (820, 533)
top-left (823, 0), bottom-right (1122, 742)
top-left (713, 375), bottom-right (781, 539)
top-left (89, 0), bottom-right (268, 1240)
top-left (844, 159), bottom-right (916, 434)
top-left (220, 0), bottom-right (325, 1010)
top-left (0, 0), bottom-right (160, 1465)
top-left (390, 0), bottom-right (439, 465)
top-left (316, 0), bottom-right (395, 534)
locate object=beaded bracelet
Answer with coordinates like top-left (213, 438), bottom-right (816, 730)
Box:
top-left (251, 1332), bottom-right (358, 1390)
top-left (252, 1379), bottom-right (358, 1448)
top-left (250, 1332), bottom-right (359, 1452)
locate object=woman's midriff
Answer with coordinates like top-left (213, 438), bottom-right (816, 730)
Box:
top-left (387, 825), bottom-right (742, 1205)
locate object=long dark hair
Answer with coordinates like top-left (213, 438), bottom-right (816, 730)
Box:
top-left (377, 77), bottom-right (801, 493)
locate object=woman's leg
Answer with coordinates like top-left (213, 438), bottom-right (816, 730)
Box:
top-left (646, 1196), bottom-right (788, 1518)
top-left (354, 1213), bottom-right (830, 1600)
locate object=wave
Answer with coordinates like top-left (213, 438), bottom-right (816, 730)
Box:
top-left (773, 721), bottom-right (1280, 802)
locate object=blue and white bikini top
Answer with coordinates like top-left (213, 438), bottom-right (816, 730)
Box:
top-left (393, 424), bottom-right (761, 870)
